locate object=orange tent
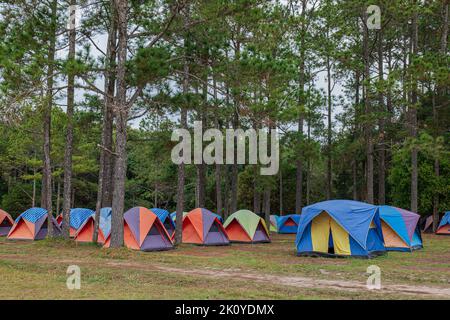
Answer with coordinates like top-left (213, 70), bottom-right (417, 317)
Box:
top-left (74, 216), bottom-right (107, 244)
top-left (182, 208), bottom-right (229, 246)
top-left (104, 207), bottom-right (173, 251)
top-left (0, 209), bottom-right (14, 236)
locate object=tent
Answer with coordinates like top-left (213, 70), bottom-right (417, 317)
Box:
top-left (422, 215), bottom-right (434, 233)
top-left (74, 208), bottom-right (111, 244)
top-left (182, 208), bottom-right (229, 246)
top-left (223, 210), bottom-right (270, 243)
top-left (57, 208), bottom-right (94, 237)
top-left (0, 209), bottom-right (14, 236)
top-left (269, 215), bottom-right (278, 232)
top-left (171, 211), bottom-right (223, 223)
top-left (104, 207), bottom-right (173, 251)
top-left (151, 208), bottom-right (175, 237)
top-left (277, 214), bottom-right (300, 234)
top-left (379, 205), bottom-right (422, 251)
top-left (296, 200), bottom-right (386, 258)
top-left (8, 207), bottom-right (61, 240)
top-left (436, 211), bottom-right (450, 235)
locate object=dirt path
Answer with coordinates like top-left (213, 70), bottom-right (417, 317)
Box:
top-left (99, 259), bottom-right (450, 298)
top-left (2, 254), bottom-right (449, 298)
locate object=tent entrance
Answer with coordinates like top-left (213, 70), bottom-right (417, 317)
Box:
top-left (311, 211), bottom-right (351, 256)
top-left (381, 221), bottom-right (409, 249)
top-left (284, 218), bottom-right (297, 227)
top-left (0, 219), bottom-right (12, 227)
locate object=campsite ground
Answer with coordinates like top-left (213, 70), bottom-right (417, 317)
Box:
top-left (0, 234), bottom-right (449, 299)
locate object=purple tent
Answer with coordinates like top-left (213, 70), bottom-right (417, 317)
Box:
top-left (104, 207), bottom-right (174, 251)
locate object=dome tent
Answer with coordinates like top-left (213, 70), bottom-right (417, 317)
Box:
top-left (379, 205), bottom-right (422, 251)
top-left (0, 209), bottom-right (14, 236)
top-left (8, 207), bottom-right (61, 240)
top-left (224, 210), bottom-right (270, 243)
top-left (74, 208), bottom-right (111, 244)
top-left (276, 214), bottom-right (300, 234)
top-left (104, 207), bottom-right (173, 251)
top-left (296, 200), bottom-right (386, 258)
top-left (58, 208), bottom-right (94, 237)
top-left (182, 208), bottom-right (229, 246)
top-left (436, 211), bottom-right (450, 235)
top-left (151, 208), bottom-right (175, 238)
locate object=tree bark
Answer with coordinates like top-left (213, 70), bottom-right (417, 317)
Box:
top-left (377, 27), bottom-right (386, 205)
top-left (62, 0), bottom-right (77, 239)
top-left (174, 5), bottom-right (190, 245)
top-left (93, 0), bottom-right (117, 243)
top-left (433, 0), bottom-right (448, 230)
top-left (410, 1), bottom-right (419, 213)
top-left (363, 7), bottom-right (374, 204)
top-left (213, 78), bottom-right (222, 216)
top-left (110, 0), bottom-right (128, 248)
top-left (326, 54), bottom-right (332, 200)
top-left (44, 0), bottom-right (58, 236)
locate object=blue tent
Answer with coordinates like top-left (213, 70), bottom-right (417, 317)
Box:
top-left (100, 207), bottom-right (112, 238)
top-left (68, 208), bottom-right (94, 230)
top-left (8, 207), bottom-right (61, 240)
top-left (378, 205), bottom-right (422, 251)
top-left (437, 211), bottom-right (450, 235)
top-left (276, 214), bottom-right (300, 234)
top-left (296, 200), bottom-right (386, 258)
top-left (151, 208), bottom-right (175, 237)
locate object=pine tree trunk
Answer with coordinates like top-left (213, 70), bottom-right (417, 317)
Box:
top-left (110, 0), bottom-right (128, 248)
top-left (326, 54), bottom-right (332, 199)
top-left (62, 0), bottom-right (77, 239)
top-left (279, 168), bottom-right (283, 215)
top-left (363, 7), bottom-right (374, 204)
top-left (378, 27), bottom-right (386, 205)
top-left (410, 2), bottom-right (419, 213)
top-left (174, 5), bottom-right (190, 245)
top-left (433, 0), bottom-right (448, 230)
top-left (213, 78), bottom-right (222, 216)
top-left (93, 0), bottom-right (117, 242)
top-left (44, 0), bottom-right (58, 237)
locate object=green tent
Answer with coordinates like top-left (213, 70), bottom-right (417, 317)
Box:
top-left (223, 210), bottom-right (270, 243)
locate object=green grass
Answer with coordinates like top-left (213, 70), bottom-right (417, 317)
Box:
top-left (0, 234), bottom-right (448, 299)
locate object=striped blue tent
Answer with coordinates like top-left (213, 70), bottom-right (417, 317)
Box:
top-left (296, 200), bottom-right (386, 258)
top-left (276, 214), bottom-right (300, 234)
top-left (8, 207), bottom-right (61, 240)
top-left (151, 208), bottom-right (175, 237)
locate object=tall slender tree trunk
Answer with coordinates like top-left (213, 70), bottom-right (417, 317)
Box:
top-left (279, 168), bottom-right (283, 215)
top-left (410, 2), bottom-right (419, 213)
top-left (306, 117), bottom-right (311, 205)
top-left (433, 0), bottom-right (448, 230)
top-left (326, 54), bottom-right (332, 199)
top-left (62, 0), bottom-right (77, 239)
top-left (174, 5), bottom-right (190, 245)
top-left (377, 27), bottom-right (386, 205)
top-left (353, 70), bottom-right (360, 201)
top-left (44, 0), bottom-right (58, 236)
top-left (93, 0), bottom-right (117, 242)
top-left (230, 41), bottom-right (241, 214)
top-left (195, 75), bottom-right (207, 208)
top-left (363, 7), bottom-right (374, 204)
top-left (213, 78), bottom-right (222, 216)
top-left (110, 0), bottom-right (128, 248)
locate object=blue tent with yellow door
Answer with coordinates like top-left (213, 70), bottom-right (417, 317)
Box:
top-left (296, 200), bottom-right (386, 258)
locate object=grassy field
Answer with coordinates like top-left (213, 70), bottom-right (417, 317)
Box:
top-left (0, 233), bottom-right (449, 299)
